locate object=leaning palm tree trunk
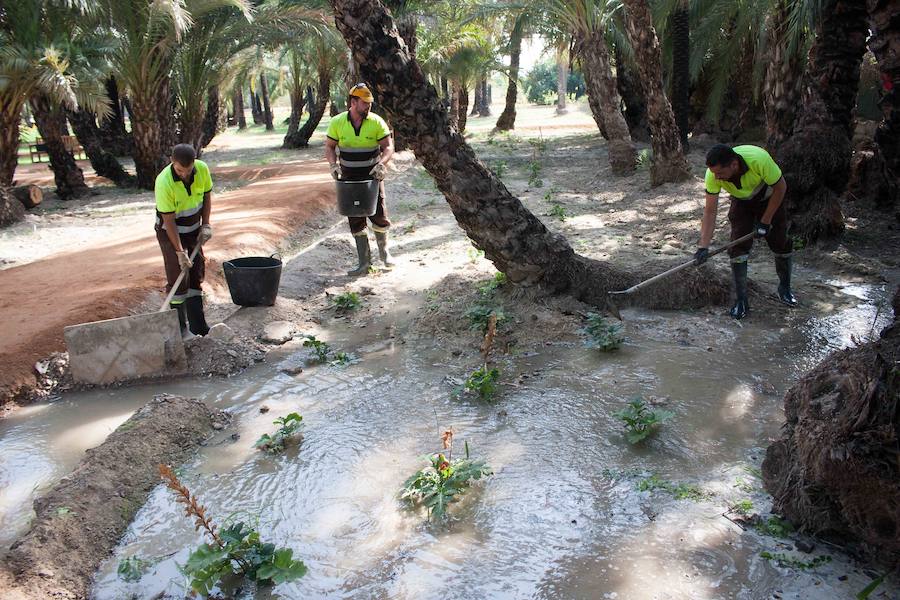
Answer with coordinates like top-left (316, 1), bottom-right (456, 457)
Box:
top-left (867, 0), bottom-right (900, 209)
top-left (670, 0), bottom-right (690, 149)
top-left (448, 81), bottom-right (460, 129)
top-left (458, 84), bottom-right (469, 133)
top-left (66, 107), bottom-right (135, 187)
top-left (622, 0), bottom-right (691, 186)
top-left (285, 69), bottom-right (331, 148)
top-left (495, 16), bottom-right (523, 130)
top-left (327, 0), bottom-right (733, 311)
top-left (201, 86), bottom-right (224, 149)
top-left (30, 94), bottom-right (90, 200)
top-left (283, 85), bottom-right (305, 147)
top-left (574, 28), bottom-right (636, 175)
top-left (775, 0), bottom-right (869, 242)
top-left (131, 79), bottom-right (172, 189)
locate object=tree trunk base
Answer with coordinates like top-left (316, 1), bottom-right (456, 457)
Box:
top-left (1, 187), bottom-right (26, 227)
top-left (11, 185), bottom-right (42, 209)
top-left (762, 288), bottom-right (900, 567)
top-left (495, 109), bottom-right (516, 131)
top-left (608, 140), bottom-right (637, 175)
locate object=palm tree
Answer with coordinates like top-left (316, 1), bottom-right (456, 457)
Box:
top-left (170, 1), bottom-right (254, 153)
top-left (669, 0), bottom-right (690, 149)
top-left (545, 0), bottom-right (636, 175)
top-left (495, 14), bottom-right (526, 130)
top-left (555, 43), bottom-right (568, 115)
top-left (775, 0), bottom-right (869, 242)
top-left (233, 84), bottom-right (247, 130)
top-left (327, 0), bottom-right (728, 310)
top-left (0, 2), bottom-right (105, 192)
top-left (621, 0), bottom-right (690, 185)
top-left (283, 31), bottom-right (344, 148)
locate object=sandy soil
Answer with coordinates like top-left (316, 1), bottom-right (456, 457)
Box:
top-left (0, 153), bottom-right (338, 405)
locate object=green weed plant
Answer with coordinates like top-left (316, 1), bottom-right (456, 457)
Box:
top-left (332, 291), bottom-right (362, 312)
top-left (463, 366), bottom-right (501, 401)
top-left (255, 413), bottom-right (303, 453)
top-left (584, 313), bottom-right (625, 351)
top-left (759, 551), bottom-right (831, 571)
top-left (400, 439), bottom-right (492, 521)
top-left (636, 474), bottom-right (710, 501)
top-left (614, 397), bottom-right (674, 444)
top-left (464, 303), bottom-right (507, 333)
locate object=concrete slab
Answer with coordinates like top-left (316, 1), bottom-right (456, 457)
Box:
top-left (64, 310), bottom-right (186, 385)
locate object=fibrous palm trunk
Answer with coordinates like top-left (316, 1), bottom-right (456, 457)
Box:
top-left (328, 0), bottom-right (732, 310)
top-left (234, 87), bottom-right (247, 130)
top-left (251, 88), bottom-right (262, 125)
top-left (0, 107), bottom-right (19, 187)
top-left (458, 84), bottom-right (469, 133)
top-left (671, 0), bottom-right (690, 150)
top-left (66, 108), bottom-right (135, 187)
top-left (448, 81), bottom-right (460, 129)
top-left (615, 44), bottom-right (649, 141)
top-left (556, 46), bottom-right (568, 115)
top-left (283, 85), bottom-right (305, 147)
top-left (201, 86), bottom-right (224, 150)
top-left (131, 79), bottom-right (171, 190)
top-left (622, 0), bottom-right (691, 186)
top-left (99, 77), bottom-right (132, 156)
top-left (30, 94), bottom-right (90, 200)
top-left (285, 69), bottom-right (332, 148)
top-left (866, 0), bottom-right (900, 209)
top-left (776, 0), bottom-right (869, 242)
top-left (574, 27), bottom-right (636, 175)
top-left (0, 185), bottom-right (26, 227)
top-left (478, 78), bottom-right (491, 116)
top-left (470, 79), bottom-right (481, 116)
top-left (764, 1), bottom-right (804, 149)
top-left (260, 73), bottom-right (274, 131)
top-left (495, 16), bottom-right (523, 130)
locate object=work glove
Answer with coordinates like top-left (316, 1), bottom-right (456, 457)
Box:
top-left (369, 161), bottom-right (387, 181)
top-left (177, 249), bottom-right (193, 271)
top-left (754, 221), bottom-right (771, 238)
top-left (694, 247), bottom-right (710, 266)
top-left (329, 163), bottom-right (342, 180)
top-left (198, 224), bottom-right (212, 246)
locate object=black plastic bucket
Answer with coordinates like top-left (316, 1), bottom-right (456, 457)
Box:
top-left (223, 255), bottom-right (282, 307)
top-left (336, 179), bottom-right (379, 217)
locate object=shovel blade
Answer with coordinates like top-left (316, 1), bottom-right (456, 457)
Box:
top-left (64, 310), bottom-right (186, 385)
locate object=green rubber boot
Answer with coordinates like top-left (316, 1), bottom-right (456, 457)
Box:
top-left (730, 261), bottom-right (749, 320)
top-left (347, 234), bottom-right (371, 276)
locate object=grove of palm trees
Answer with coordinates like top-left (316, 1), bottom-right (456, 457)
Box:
top-left (0, 0), bottom-right (898, 598)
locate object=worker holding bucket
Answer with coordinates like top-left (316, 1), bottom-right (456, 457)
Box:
top-left (325, 83), bottom-right (395, 276)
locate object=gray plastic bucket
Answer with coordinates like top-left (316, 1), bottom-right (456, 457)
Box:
top-left (336, 179), bottom-right (379, 217)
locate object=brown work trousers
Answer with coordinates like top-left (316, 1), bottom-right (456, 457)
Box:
top-left (348, 180), bottom-right (391, 234)
top-left (156, 228), bottom-right (205, 302)
top-left (727, 190), bottom-right (792, 259)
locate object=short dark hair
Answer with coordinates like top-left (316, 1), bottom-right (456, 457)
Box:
top-left (705, 144), bottom-right (738, 167)
top-left (172, 144), bottom-right (196, 167)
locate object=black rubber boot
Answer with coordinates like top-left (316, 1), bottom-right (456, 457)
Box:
top-left (171, 301), bottom-right (194, 339)
top-left (374, 230), bottom-right (394, 268)
top-left (347, 234), bottom-right (371, 276)
top-left (185, 296), bottom-right (210, 336)
top-left (730, 261), bottom-right (749, 320)
top-left (774, 255), bottom-right (798, 306)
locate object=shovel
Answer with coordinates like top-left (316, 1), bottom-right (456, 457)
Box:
top-left (64, 244), bottom-right (202, 385)
top-left (606, 232), bottom-right (755, 319)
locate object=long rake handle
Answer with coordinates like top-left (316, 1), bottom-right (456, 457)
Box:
top-left (609, 232), bottom-right (756, 296)
top-left (159, 244), bottom-right (203, 312)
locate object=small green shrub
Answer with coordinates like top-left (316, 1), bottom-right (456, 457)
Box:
top-left (584, 312), bottom-right (625, 351)
top-left (732, 499), bottom-right (754, 515)
top-left (464, 366), bottom-right (501, 401)
top-left (759, 551), bottom-right (831, 570)
top-left (527, 161), bottom-right (543, 187)
top-left (329, 351), bottom-right (353, 366)
top-left (477, 272), bottom-right (507, 297)
top-left (636, 474), bottom-right (710, 501)
top-left (159, 466), bottom-right (307, 597)
top-left (550, 203), bottom-right (568, 221)
top-left (492, 160), bottom-right (508, 178)
top-left (636, 148), bottom-right (652, 171)
top-left (117, 556), bottom-right (153, 582)
top-left (464, 303), bottom-right (507, 332)
top-left (255, 413), bottom-right (303, 453)
top-left (303, 336), bottom-right (331, 363)
top-left (400, 441), bottom-right (492, 520)
top-left (467, 246), bottom-right (485, 263)
top-left (614, 397), bottom-right (674, 444)
top-left (332, 291), bottom-right (362, 311)
top-left (754, 515), bottom-right (794, 538)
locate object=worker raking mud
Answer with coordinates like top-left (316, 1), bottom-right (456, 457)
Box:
top-left (325, 83), bottom-right (396, 276)
top-left (154, 143), bottom-right (213, 337)
top-left (694, 144), bottom-right (798, 319)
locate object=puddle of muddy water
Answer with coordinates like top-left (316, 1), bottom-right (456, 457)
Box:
top-left (0, 281), bottom-right (895, 600)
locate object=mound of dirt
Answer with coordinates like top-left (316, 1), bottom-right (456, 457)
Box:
top-left (2, 394), bottom-right (228, 599)
top-left (762, 287), bottom-right (900, 567)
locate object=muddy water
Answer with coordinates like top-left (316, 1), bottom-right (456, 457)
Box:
top-left (1, 281), bottom-right (895, 599)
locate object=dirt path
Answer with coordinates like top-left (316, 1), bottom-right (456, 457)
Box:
top-left (0, 159), bottom-right (336, 404)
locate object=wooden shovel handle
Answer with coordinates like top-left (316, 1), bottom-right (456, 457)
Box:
top-left (159, 244), bottom-right (203, 312)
